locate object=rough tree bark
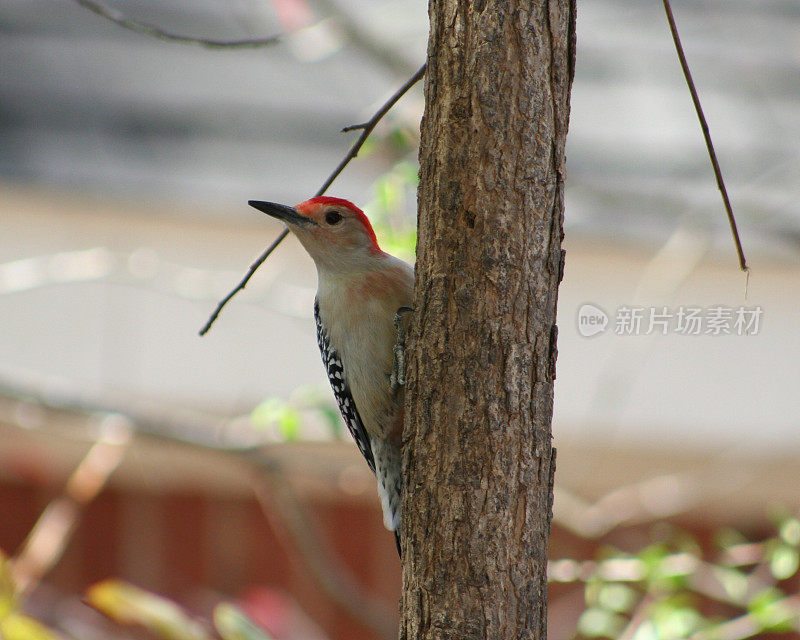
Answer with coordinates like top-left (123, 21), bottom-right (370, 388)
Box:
top-left (400, 1), bottom-right (575, 639)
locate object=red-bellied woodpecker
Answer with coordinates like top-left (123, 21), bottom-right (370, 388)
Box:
top-left (249, 196), bottom-right (413, 554)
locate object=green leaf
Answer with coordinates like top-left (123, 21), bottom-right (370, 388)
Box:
top-left (577, 607), bottom-right (626, 638)
top-left (770, 544), bottom-right (799, 580)
top-left (779, 518), bottom-right (800, 547)
top-left (86, 580), bottom-right (212, 640)
top-left (629, 620), bottom-right (657, 640)
top-left (213, 603), bottom-right (274, 640)
top-left (637, 543), bottom-right (670, 572)
top-left (713, 565), bottom-right (748, 602)
top-left (359, 136), bottom-right (376, 157)
top-left (651, 600), bottom-right (706, 640)
top-left (276, 409), bottom-right (300, 441)
top-left (0, 549), bottom-right (17, 618)
top-left (251, 399), bottom-right (301, 441)
top-left (747, 588), bottom-right (797, 633)
top-left (714, 527), bottom-right (748, 550)
top-left (251, 398), bottom-right (284, 430)
top-left (748, 586), bottom-right (782, 612)
top-left (395, 161), bottom-right (420, 185)
top-left (584, 579), bottom-right (602, 607)
top-left (318, 406), bottom-right (343, 436)
top-left (597, 583), bottom-right (638, 613)
top-left (386, 127), bottom-right (415, 153)
top-left (375, 176), bottom-right (400, 214)
top-left (363, 160), bottom-right (418, 260)
top-left (0, 613), bottom-right (65, 640)
top-left (639, 548), bottom-right (693, 592)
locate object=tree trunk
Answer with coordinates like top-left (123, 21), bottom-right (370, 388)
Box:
top-left (400, 1), bottom-right (575, 639)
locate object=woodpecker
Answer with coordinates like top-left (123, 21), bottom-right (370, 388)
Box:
top-left (249, 196), bottom-right (413, 553)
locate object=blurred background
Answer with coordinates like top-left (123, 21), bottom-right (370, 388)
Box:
top-left (1, 0), bottom-right (799, 638)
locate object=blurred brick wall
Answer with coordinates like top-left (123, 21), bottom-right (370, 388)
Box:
top-left (0, 481), bottom-right (400, 640)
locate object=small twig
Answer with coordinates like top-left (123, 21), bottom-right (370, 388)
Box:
top-left (618, 593), bottom-right (657, 640)
top-left (662, 0), bottom-right (748, 272)
top-left (71, 0), bottom-right (281, 49)
top-left (341, 122), bottom-right (368, 133)
top-left (316, 62), bottom-right (427, 196)
top-left (198, 229), bottom-right (289, 335)
top-left (199, 62), bottom-right (426, 335)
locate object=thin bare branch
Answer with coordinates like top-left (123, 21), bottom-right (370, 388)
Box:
top-left (687, 558), bottom-right (774, 610)
top-left (11, 416), bottom-right (132, 599)
top-left (618, 593), bottom-right (657, 640)
top-left (317, 63), bottom-right (426, 195)
top-left (341, 122), bottom-right (369, 133)
top-left (199, 62), bottom-right (426, 335)
top-left (71, 0), bottom-right (281, 49)
top-left (307, 0), bottom-right (418, 77)
top-left (553, 473), bottom-right (700, 538)
top-left (197, 229), bottom-right (289, 335)
top-left (253, 475), bottom-right (396, 640)
top-left (1, 383), bottom-right (396, 637)
top-left (690, 594), bottom-right (800, 640)
top-left (662, 0), bottom-right (748, 272)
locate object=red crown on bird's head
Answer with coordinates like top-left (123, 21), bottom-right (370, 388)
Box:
top-left (297, 196), bottom-right (381, 254)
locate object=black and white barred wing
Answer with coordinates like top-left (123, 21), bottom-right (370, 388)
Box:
top-left (314, 300), bottom-right (376, 474)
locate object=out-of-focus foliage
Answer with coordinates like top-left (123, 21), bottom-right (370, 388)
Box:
top-left (1, 551), bottom-right (276, 640)
top-left (251, 386), bottom-right (343, 440)
top-left (214, 603), bottom-right (275, 640)
top-left (0, 549), bottom-right (16, 618)
top-left (86, 580), bottom-right (213, 640)
top-left (555, 516), bottom-right (800, 640)
top-left (0, 614), bottom-right (66, 640)
top-left (0, 552), bottom-right (64, 640)
top-left (3, 498), bottom-right (800, 640)
top-left (252, 397), bottom-right (303, 442)
top-left (359, 124), bottom-right (419, 262)
top-left (364, 160), bottom-right (419, 262)
top-left (87, 580), bottom-right (273, 640)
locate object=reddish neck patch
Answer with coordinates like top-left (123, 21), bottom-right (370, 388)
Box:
top-left (303, 196), bottom-right (382, 254)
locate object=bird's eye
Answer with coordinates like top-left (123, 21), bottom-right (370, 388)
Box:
top-left (325, 211), bottom-right (343, 225)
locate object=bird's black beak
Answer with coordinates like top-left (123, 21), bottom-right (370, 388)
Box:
top-left (248, 201), bottom-right (314, 226)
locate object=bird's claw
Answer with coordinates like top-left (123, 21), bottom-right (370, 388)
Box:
top-left (390, 306), bottom-right (414, 393)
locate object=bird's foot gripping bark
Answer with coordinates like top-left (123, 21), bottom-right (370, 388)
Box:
top-left (390, 306), bottom-right (414, 393)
